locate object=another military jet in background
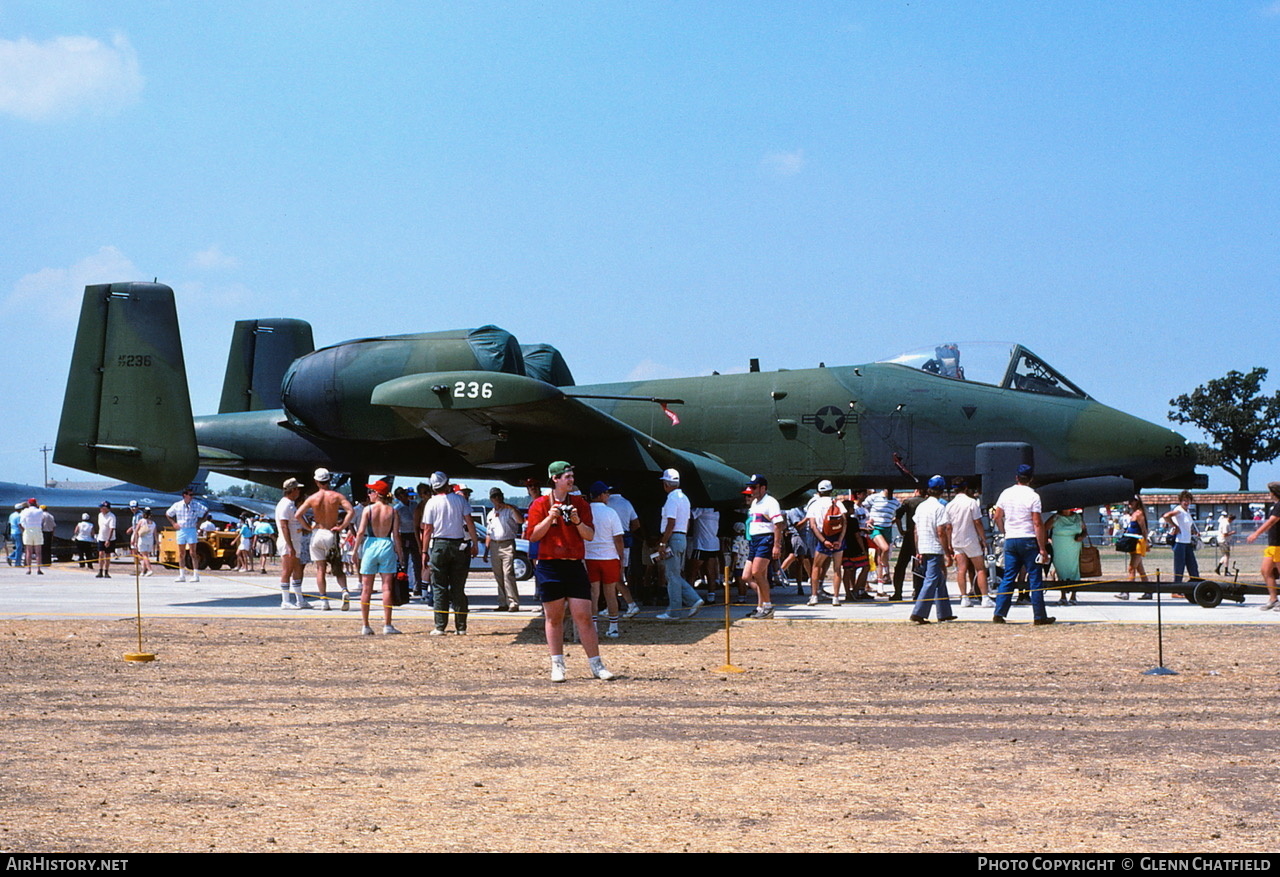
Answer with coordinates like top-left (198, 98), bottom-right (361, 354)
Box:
top-left (55, 282), bottom-right (1204, 513)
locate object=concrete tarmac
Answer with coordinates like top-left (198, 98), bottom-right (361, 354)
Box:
top-left (1, 557), bottom-right (1276, 625)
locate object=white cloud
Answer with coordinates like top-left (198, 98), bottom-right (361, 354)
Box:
top-left (762, 149), bottom-right (805, 177)
top-left (0, 32), bottom-right (143, 121)
top-left (626, 359), bottom-right (689, 382)
top-left (1263, 1), bottom-right (1280, 16)
top-left (191, 245), bottom-right (240, 270)
top-left (9, 246), bottom-right (141, 320)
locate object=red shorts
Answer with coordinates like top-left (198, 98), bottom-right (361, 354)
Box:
top-left (585, 558), bottom-right (622, 585)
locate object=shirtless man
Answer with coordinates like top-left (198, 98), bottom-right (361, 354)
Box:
top-left (356, 480), bottom-right (404, 635)
top-left (295, 467), bottom-right (355, 611)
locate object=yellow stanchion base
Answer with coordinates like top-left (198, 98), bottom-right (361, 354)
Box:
top-left (716, 663), bottom-right (746, 674)
top-left (123, 652), bottom-right (156, 663)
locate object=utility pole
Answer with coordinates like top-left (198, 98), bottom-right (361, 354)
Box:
top-left (39, 445), bottom-right (52, 488)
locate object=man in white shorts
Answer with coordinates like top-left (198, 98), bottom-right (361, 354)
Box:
top-left (295, 467), bottom-right (355, 610)
top-left (945, 479), bottom-right (991, 608)
top-left (276, 478), bottom-right (307, 608)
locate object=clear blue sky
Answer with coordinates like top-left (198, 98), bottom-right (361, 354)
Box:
top-left (2, 1), bottom-right (1277, 490)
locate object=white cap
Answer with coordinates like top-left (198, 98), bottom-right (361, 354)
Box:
top-left (660, 468), bottom-right (680, 485)
top-left (314, 467), bottom-right (331, 483)
top-left (429, 471), bottom-right (449, 491)
top-left (817, 479), bottom-right (833, 494)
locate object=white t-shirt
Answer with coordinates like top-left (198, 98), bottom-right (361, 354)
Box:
top-left (914, 497), bottom-right (949, 555)
top-left (995, 484), bottom-right (1041, 540)
top-left (690, 508), bottom-right (720, 552)
top-left (585, 502), bottom-right (624, 561)
top-left (661, 488), bottom-right (692, 534)
top-left (944, 492), bottom-right (983, 554)
top-left (1168, 506), bottom-right (1195, 545)
top-left (747, 495), bottom-right (783, 539)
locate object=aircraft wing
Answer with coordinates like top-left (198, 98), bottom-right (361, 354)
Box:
top-left (371, 370), bottom-right (747, 503)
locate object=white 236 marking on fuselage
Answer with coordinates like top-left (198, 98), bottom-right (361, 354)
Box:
top-left (453, 380), bottom-right (493, 399)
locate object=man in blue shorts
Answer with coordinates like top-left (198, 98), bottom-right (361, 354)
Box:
top-left (166, 488), bottom-right (208, 583)
top-left (356, 480), bottom-right (404, 635)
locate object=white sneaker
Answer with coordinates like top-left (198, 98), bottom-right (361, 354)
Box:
top-left (604, 628), bottom-right (620, 638)
top-left (383, 624), bottom-right (402, 635)
top-left (1116, 592), bottom-right (1130, 600)
top-left (687, 599), bottom-right (705, 618)
top-left (589, 656), bottom-right (615, 681)
top-left (174, 573), bottom-right (187, 583)
top-left (1260, 599), bottom-right (1277, 612)
top-left (341, 592), bottom-right (351, 611)
top-left (808, 595), bottom-right (819, 606)
top-left (550, 656), bottom-right (567, 683)
top-left (623, 603), bottom-right (641, 618)
top-left (982, 596), bottom-right (995, 608)
top-left (191, 573), bottom-right (200, 582)
top-left (320, 599), bottom-right (331, 611)
top-left (295, 597), bottom-right (312, 610)
top-left (360, 625), bottom-right (374, 636)
top-left (430, 628), bottom-right (447, 636)
top-left (597, 608), bottom-right (609, 618)
top-left (280, 599), bottom-right (292, 609)
top-left (960, 597), bottom-right (973, 608)
top-left (655, 612), bottom-right (680, 621)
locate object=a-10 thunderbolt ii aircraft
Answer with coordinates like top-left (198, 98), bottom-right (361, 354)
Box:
top-left (55, 282), bottom-right (1204, 512)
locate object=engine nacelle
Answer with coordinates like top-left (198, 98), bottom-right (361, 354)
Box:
top-left (279, 326), bottom-right (574, 441)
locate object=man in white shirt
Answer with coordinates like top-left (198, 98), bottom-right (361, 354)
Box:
top-left (96, 501), bottom-right (117, 579)
top-left (991, 464), bottom-right (1053, 625)
top-left (806, 480), bottom-right (844, 606)
top-left (421, 471), bottom-right (478, 635)
top-left (485, 487), bottom-right (525, 612)
top-left (1162, 491), bottom-right (1200, 584)
top-left (276, 478), bottom-right (308, 608)
top-left (586, 481), bottom-right (627, 637)
top-left (744, 474), bottom-right (784, 619)
top-left (910, 476), bottom-right (955, 623)
top-left (656, 469), bottom-right (704, 621)
top-left (945, 479), bottom-right (990, 608)
top-left (19, 499), bottom-right (45, 575)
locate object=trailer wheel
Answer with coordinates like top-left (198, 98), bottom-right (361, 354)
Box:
top-left (1192, 580), bottom-right (1222, 609)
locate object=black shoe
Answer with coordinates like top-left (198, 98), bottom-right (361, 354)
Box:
top-left (937, 615), bottom-right (957, 622)
top-left (908, 614), bottom-right (930, 625)
top-left (991, 615), bottom-right (1006, 624)
top-left (1139, 593), bottom-right (1153, 600)
top-left (493, 604), bottom-right (508, 612)
top-left (1033, 616), bottom-right (1057, 626)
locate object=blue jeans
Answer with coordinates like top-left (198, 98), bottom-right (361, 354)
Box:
top-left (912, 554), bottom-right (954, 620)
top-left (1172, 542), bottom-right (1199, 583)
top-left (994, 537), bottom-right (1048, 621)
top-left (664, 533), bottom-right (701, 613)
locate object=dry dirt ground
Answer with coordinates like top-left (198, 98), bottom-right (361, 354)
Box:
top-left (1, 615), bottom-right (1276, 853)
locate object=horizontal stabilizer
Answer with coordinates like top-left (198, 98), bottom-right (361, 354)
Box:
top-left (54, 282), bottom-right (198, 491)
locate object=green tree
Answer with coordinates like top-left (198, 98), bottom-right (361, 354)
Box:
top-left (1168, 367), bottom-right (1280, 491)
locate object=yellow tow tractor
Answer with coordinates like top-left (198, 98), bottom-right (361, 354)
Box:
top-left (158, 527), bottom-right (240, 570)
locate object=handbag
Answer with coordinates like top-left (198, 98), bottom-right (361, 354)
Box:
top-left (1115, 535), bottom-right (1137, 553)
top-left (1078, 540), bottom-right (1101, 578)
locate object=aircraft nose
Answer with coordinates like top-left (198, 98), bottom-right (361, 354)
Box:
top-left (1068, 403), bottom-right (1197, 486)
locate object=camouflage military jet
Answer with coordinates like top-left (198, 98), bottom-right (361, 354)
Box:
top-left (56, 282), bottom-right (1204, 511)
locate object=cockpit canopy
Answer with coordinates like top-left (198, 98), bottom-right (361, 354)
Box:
top-left (878, 343), bottom-right (1091, 400)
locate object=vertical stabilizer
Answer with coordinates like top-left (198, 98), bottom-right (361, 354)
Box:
top-left (218, 318), bottom-right (314, 413)
top-left (54, 282), bottom-right (198, 491)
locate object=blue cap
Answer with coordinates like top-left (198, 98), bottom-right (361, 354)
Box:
top-left (1017, 463), bottom-right (1034, 478)
top-left (588, 480), bottom-right (611, 498)
top-left (927, 475), bottom-right (946, 490)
